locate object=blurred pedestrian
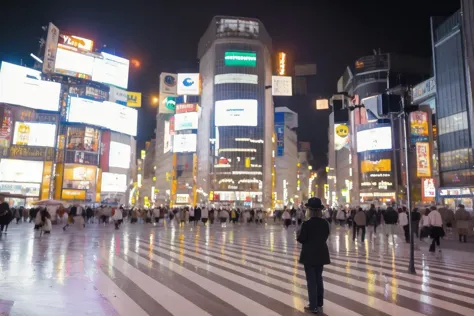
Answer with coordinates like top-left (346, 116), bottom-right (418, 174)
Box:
top-left (353, 207), bottom-right (367, 242)
top-left (428, 206), bottom-right (444, 253)
top-left (455, 204), bottom-right (471, 243)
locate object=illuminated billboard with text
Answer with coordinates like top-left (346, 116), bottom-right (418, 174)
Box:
top-left (101, 172), bottom-right (127, 192)
top-left (109, 142), bottom-right (131, 169)
top-left (224, 51), bottom-right (257, 67)
top-left (13, 122), bottom-right (56, 147)
top-left (0, 159), bottom-right (44, 183)
top-left (356, 126), bottom-right (392, 153)
top-left (174, 112), bottom-right (198, 131)
top-left (334, 124), bottom-right (349, 151)
top-left (215, 99), bottom-right (257, 127)
top-left (173, 134), bottom-right (197, 153)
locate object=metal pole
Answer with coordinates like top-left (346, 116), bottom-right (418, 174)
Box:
top-left (402, 109), bottom-right (416, 274)
top-left (390, 112), bottom-right (399, 206)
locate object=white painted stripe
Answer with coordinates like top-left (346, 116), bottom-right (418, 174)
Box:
top-left (106, 253), bottom-right (211, 316)
top-left (91, 269), bottom-right (149, 316)
top-left (138, 240), bottom-right (363, 316)
top-left (127, 247), bottom-right (281, 316)
top-left (170, 239), bottom-right (474, 316)
top-left (189, 238), bottom-right (474, 296)
top-left (175, 238), bottom-right (474, 304)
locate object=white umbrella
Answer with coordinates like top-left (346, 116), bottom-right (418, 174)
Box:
top-left (33, 199), bottom-right (64, 206)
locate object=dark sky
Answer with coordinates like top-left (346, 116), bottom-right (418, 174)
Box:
top-left (0, 0), bottom-right (460, 168)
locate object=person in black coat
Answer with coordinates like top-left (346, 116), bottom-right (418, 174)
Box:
top-left (0, 202), bottom-right (13, 234)
top-left (297, 197), bottom-right (330, 314)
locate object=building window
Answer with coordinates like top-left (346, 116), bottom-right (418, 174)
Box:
top-left (439, 148), bottom-right (472, 171)
top-left (438, 111), bottom-right (468, 135)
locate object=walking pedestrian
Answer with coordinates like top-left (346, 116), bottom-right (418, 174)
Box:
top-left (194, 205), bottom-right (201, 226)
top-left (113, 207), bottom-right (123, 230)
top-left (428, 206), bottom-right (444, 253)
top-left (201, 207), bottom-right (208, 225)
top-left (298, 198), bottom-right (330, 314)
top-left (420, 208), bottom-right (431, 241)
top-left (411, 208), bottom-right (421, 238)
top-left (353, 207), bottom-right (367, 242)
top-left (383, 204), bottom-right (398, 239)
top-left (454, 204), bottom-right (471, 243)
top-left (282, 208), bottom-right (291, 229)
top-left (0, 202), bottom-right (12, 234)
top-left (398, 208), bottom-right (409, 243)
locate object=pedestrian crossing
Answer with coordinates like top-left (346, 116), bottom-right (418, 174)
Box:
top-left (1, 223), bottom-right (474, 315)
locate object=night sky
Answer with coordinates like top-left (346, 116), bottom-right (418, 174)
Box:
top-left (0, 0), bottom-right (460, 168)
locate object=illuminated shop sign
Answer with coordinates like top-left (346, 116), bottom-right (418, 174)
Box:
top-left (224, 51), bottom-right (257, 67)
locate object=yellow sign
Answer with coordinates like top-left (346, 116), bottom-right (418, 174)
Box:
top-left (141, 150), bottom-right (146, 160)
top-left (41, 161), bottom-right (53, 200)
top-left (10, 145), bottom-right (54, 161)
top-left (361, 159), bottom-right (392, 173)
top-left (278, 52), bottom-right (286, 75)
top-left (127, 91), bottom-right (142, 108)
top-left (62, 189), bottom-right (86, 200)
top-left (416, 143), bottom-right (431, 177)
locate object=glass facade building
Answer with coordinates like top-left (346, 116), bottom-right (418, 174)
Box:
top-left (197, 17), bottom-right (273, 209)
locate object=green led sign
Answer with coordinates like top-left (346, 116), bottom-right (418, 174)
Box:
top-left (225, 51), bottom-right (257, 67)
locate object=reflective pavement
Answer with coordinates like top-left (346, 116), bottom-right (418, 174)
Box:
top-left (1, 220), bottom-right (474, 315)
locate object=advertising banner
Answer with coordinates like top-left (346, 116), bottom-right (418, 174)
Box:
top-left (127, 91), bottom-right (142, 107)
top-left (159, 73), bottom-right (178, 94)
top-left (0, 159), bottom-right (44, 183)
top-left (59, 34), bottom-right (94, 52)
top-left (316, 99), bottom-right (329, 110)
top-left (54, 46), bottom-right (95, 79)
top-left (92, 52), bottom-right (129, 89)
top-left (13, 122), bottom-right (56, 147)
top-left (62, 189), bottom-right (86, 200)
top-left (158, 93), bottom-right (176, 114)
top-left (360, 159), bottom-right (392, 173)
top-left (272, 76), bottom-right (292, 96)
top-left (416, 142), bottom-right (431, 177)
top-left (224, 51), bottom-right (257, 67)
top-left (275, 112), bottom-right (285, 156)
top-left (175, 103), bottom-right (198, 114)
top-left (177, 73), bottom-right (201, 95)
top-left (101, 172), bottom-right (127, 192)
top-left (176, 193), bottom-right (189, 204)
top-left (214, 73), bottom-right (258, 85)
top-left (334, 123), bottom-right (349, 151)
top-left (41, 161), bottom-right (52, 200)
top-left (169, 116), bottom-right (175, 135)
top-left (358, 151), bottom-right (394, 192)
top-left (108, 86), bottom-right (128, 105)
top-left (0, 107), bottom-right (12, 148)
top-left (410, 111), bottom-right (429, 143)
top-left (356, 126), bottom-right (392, 153)
top-left (422, 178), bottom-right (436, 199)
top-left (214, 99), bottom-right (257, 127)
top-left (164, 120), bottom-right (171, 154)
top-left (109, 142), bottom-right (131, 169)
top-left (0, 182), bottom-right (41, 197)
top-left (173, 134), bottom-right (197, 153)
top-left (174, 112), bottom-right (198, 131)
top-left (9, 146), bottom-right (54, 161)
top-left (43, 22), bottom-right (60, 74)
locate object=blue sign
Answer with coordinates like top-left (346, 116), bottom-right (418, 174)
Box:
top-left (183, 78), bottom-right (194, 87)
top-left (275, 112), bottom-right (285, 156)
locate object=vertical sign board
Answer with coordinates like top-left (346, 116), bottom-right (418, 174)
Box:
top-left (43, 22), bottom-right (60, 73)
top-left (416, 142), bottom-right (431, 177)
top-left (410, 111), bottom-right (429, 143)
top-left (275, 112), bottom-right (285, 156)
top-left (192, 153), bottom-right (198, 205)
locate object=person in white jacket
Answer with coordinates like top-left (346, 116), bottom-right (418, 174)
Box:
top-left (282, 209), bottom-right (291, 229)
top-left (113, 208), bottom-right (123, 230)
top-left (201, 207), bottom-right (209, 225)
top-left (398, 209), bottom-right (409, 243)
top-left (428, 206), bottom-right (444, 253)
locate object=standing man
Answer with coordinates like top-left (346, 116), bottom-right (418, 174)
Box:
top-left (297, 197), bottom-right (330, 314)
top-left (353, 207), bottom-right (367, 242)
top-left (383, 204), bottom-right (399, 239)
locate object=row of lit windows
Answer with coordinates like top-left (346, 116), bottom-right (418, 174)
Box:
top-left (439, 148), bottom-right (473, 171)
top-left (438, 111), bottom-right (468, 136)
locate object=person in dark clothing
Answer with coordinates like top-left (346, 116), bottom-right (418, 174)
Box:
top-left (383, 206), bottom-right (399, 237)
top-left (194, 205), bottom-right (201, 226)
top-left (297, 197), bottom-right (330, 314)
top-left (0, 202), bottom-right (13, 234)
top-left (86, 206), bottom-right (94, 224)
top-left (367, 204), bottom-right (378, 234)
top-left (411, 208), bottom-right (421, 238)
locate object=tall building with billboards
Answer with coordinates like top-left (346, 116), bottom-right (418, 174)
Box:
top-left (197, 17), bottom-right (273, 209)
top-left (431, 9), bottom-right (474, 210)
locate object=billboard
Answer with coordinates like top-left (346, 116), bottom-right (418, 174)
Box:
top-left (278, 52), bottom-right (287, 75)
top-left (175, 103), bottom-right (198, 114)
top-left (215, 99), bottom-right (257, 127)
top-left (416, 142), bottom-right (431, 177)
top-left (316, 99), bottom-right (329, 110)
top-left (164, 120), bottom-right (171, 154)
top-left (127, 91), bottom-right (142, 108)
top-left (410, 111), bottom-right (429, 143)
top-left (0, 159), bottom-right (44, 183)
top-left (43, 23), bottom-right (60, 73)
top-left (108, 86), bottom-right (128, 105)
top-left (13, 122), bottom-right (56, 147)
top-left (0, 182), bottom-right (41, 197)
top-left (177, 73), bottom-right (200, 95)
top-left (159, 73), bottom-right (177, 94)
top-left (224, 51), bottom-right (257, 67)
top-left (173, 134), bottom-right (197, 153)
top-left (215, 73), bottom-right (258, 85)
top-left (92, 52), bottom-right (130, 89)
top-left (54, 46), bottom-right (95, 79)
top-left (109, 142), bottom-right (131, 169)
top-left (275, 112), bottom-right (285, 156)
top-left (101, 172), bottom-right (127, 192)
top-left (174, 112), bottom-right (198, 131)
top-left (356, 126), bottom-right (392, 153)
top-left (272, 76), bottom-right (292, 96)
top-left (158, 93), bottom-right (176, 114)
top-left (59, 34), bottom-right (94, 52)
top-left (334, 123), bottom-right (349, 151)
top-left (360, 159), bottom-right (391, 173)
top-left (0, 62), bottom-right (60, 111)
top-left (422, 178), bottom-right (436, 199)
top-left (68, 97), bottom-right (138, 136)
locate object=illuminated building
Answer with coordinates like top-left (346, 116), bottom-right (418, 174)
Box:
top-left (431, 7), bottom-right (474, 210)
top-left (3, 23), bottom-right (137, 207)
top-left (274, 107), bottom-right (298, 209)
top-left (197, 16), bottom-right (273, 209)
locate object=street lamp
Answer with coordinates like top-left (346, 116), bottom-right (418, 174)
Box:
top-left (152, 96), bottom-right (159, 105)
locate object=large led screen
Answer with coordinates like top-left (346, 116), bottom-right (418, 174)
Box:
top-left (68, 97), bottom-right (137, 136)
top-left (173, 134), bottom-right (196, 153)
top-left (0, 159), bottom-right (44, 183)
top-left (224, 51), bottom-right (257, 67)
top-left (101, 172), bottom-right (127, 192)
top-left (54, 46), bottom-right (95, 79)
top-left (92, 52), bottom-right (130, 89)
top-left (63, 164), bottom-right (97, 190)
top-left (174, 112), bottom-right (198, 131)
top-left (215, 99), bottom-right (257, 127)
top-left (13, 122), bottom-right (56, 147)
top-left (109, 142), bottom-right (131, 169)
top-left (356, 126), bottom-right (392, 153)
top-left (334, 124), bottom-right (349, 151)
top-left (0, 63), bottom-right (60, 111)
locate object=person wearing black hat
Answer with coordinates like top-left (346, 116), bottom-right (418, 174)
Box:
top-left (297, 197), bottom-right (330, 314)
